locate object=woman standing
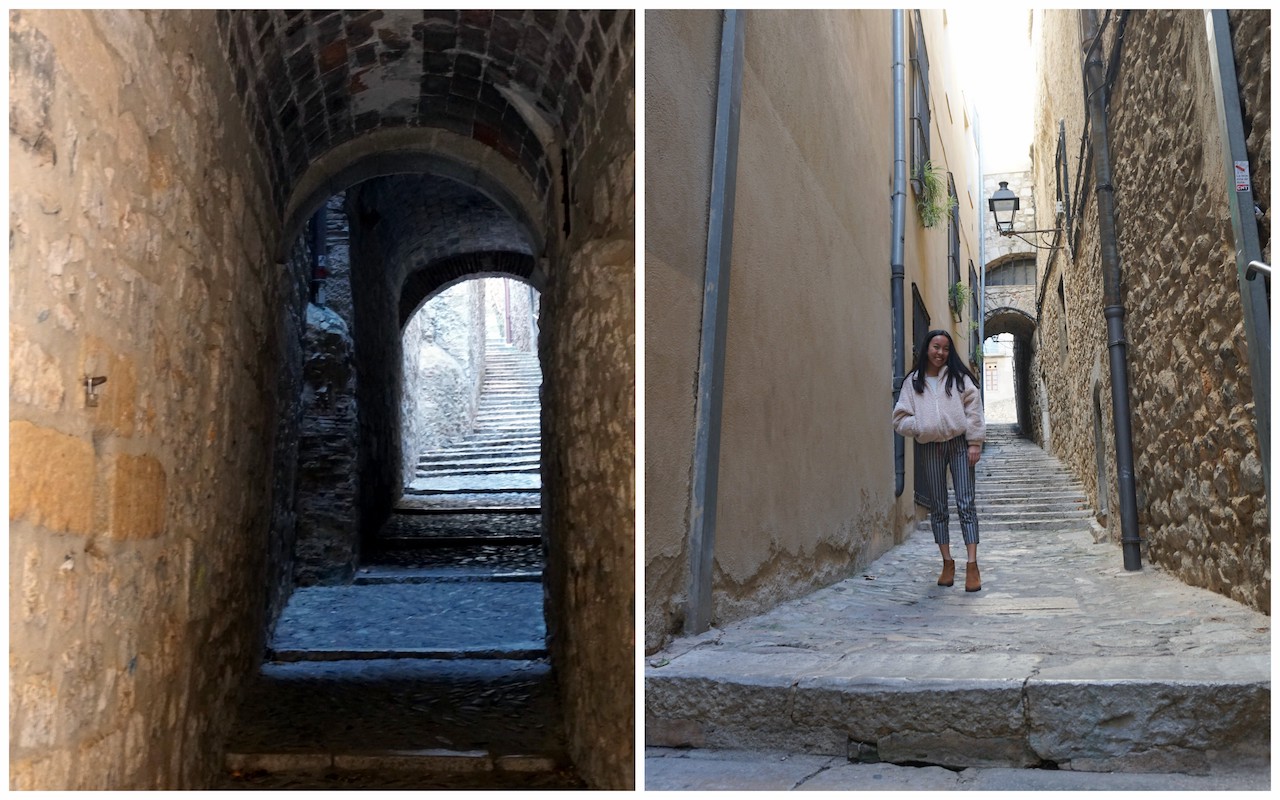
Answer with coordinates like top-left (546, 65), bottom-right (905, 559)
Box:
top-left (892, 330), bottom-right (986, 591)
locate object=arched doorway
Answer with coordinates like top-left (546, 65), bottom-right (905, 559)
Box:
top-left (982, 306), bottom-right (1036, 435)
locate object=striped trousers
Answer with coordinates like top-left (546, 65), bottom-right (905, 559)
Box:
top-left (919, 434), bottom-right (979, 546)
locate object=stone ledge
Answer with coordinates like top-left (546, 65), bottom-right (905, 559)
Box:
top-left (646, 657), bottom-right (1270, 772)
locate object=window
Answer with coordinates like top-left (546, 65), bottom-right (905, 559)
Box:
top-left (911, 283), bottom-right (931, 361)
top-left (947, 172), bottom-right (961, 288)
top-left (988, 257), bottom-right (1036, 286)
top-left (908, 11), bottom-right (931, 189)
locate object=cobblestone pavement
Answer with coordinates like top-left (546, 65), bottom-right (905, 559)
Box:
top-left (645, 748), bottom-right (1270, 791)
top-left (649, 519), bottom-right (1268, 678)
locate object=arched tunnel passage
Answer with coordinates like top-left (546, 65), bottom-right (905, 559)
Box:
top-left (259, 163), bottom-right (565, 780)
top-left (982, 306), bottom-right (1037, 436)
top-left (226, 9), bottom-right (635, 790)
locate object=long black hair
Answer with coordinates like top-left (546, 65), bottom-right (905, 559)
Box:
top-left (909, 329), bottom-right (980, 396)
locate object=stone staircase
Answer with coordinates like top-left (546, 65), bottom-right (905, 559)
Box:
top-left (931, 423), bottom-right (1095, 535)
top-left (403, 339), bottom-right (541, 510)
top-left (645, 423), bottom-right (1270, 774)
top-left (222, 340), bottom-right (573, 789)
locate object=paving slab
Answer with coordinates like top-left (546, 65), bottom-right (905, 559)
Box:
top-left (643, 749), bottom-right (841, 791)
top-left (644, 748), bottom-right (1270, 791)
top-left (270, 582), bottom-right (545, 656)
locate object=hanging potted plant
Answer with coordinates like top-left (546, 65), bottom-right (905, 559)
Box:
top-left (948, 281), bottom-right (969, 321)
top-left (914, 160), bottom-right (956, 228)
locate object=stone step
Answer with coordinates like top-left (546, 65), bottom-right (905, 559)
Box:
top-left (441, 435), bottom-right (540, 448)
top-left (419, 452), bottom-right (539, 467)
top-left (417, 465), bottom-right (540, 479)
top-left (396, 497), bottom-right (540, 514)
top-left (911, 509), bottom-right (1090, 522)
top-left (645, 652), bottom-right (1268, 773)
top-left (223, 659), bottom-right (577, 790)
top-left (418, 454), bottom-right (540, 469)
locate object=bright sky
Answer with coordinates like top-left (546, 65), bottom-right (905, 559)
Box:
top-left (946, 8), bottom-right (1036, 174)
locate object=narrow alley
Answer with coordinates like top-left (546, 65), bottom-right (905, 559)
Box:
top-left (645, 7), bottom-right (1267, 789)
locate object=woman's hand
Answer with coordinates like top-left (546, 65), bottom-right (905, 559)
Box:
top-left (967, 443), bottom-right (982, 466)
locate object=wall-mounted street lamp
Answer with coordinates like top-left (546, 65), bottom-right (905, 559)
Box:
top-left (988, 181), bottom-right (1062, 250)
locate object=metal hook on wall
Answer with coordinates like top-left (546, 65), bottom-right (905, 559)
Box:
top-left (84, 375), bottom-right (107, 407)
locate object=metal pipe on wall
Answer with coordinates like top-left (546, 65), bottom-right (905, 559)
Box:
top-left (686, 9), bottom-right (746, 635)
top-left (1204, 10), bottom-right (1270, 499)
top-left (1081, 9), bottom-right (1142, 571)
top-left (891, 9), bottom-right (908, 497)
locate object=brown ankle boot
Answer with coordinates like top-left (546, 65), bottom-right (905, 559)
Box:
top-left (937, 559), bottom-right (955, 587)
top-left (965, 561), bottom-right (981, 592)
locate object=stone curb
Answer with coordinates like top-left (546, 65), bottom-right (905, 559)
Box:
top-left (268, 646), bottom-right (549, 662)
top-left (227, 749), bottom-right (563, 776)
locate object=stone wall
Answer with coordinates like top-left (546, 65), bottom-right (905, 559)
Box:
top-left (9, 9), bottom-right (291, 788)
top-left (540, 27), bottom-right (635, 789)
top-left (485, 276), bottom-right (539, 352)
top-left (982, 170), bottom-right (1038, 268)
top-left (293, 303), bottom-right (359, 584)
top-left (346, 188), bottom-right (405, 540)
top-left (1030, 10), bottom-right (1269, 612)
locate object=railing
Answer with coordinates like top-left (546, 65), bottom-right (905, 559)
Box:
top-left (1246, 260), bottom-right (1270, 280)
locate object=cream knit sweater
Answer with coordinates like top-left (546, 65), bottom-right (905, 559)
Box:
top-left (892, 367), bottom-right (986, 445)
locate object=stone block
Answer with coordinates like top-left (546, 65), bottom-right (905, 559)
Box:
top-left (10, 328), bottom-right (66, 411)
top-left (494, 754), bottom-right (559, 772)
top-left (332, 750), bottom-right (492, 773)
top-left (226, 752), bottom-right (333, 773)
top-left (644, 714), bottom-right (707, 748)
top-left (9, 420), bottom-right (95, 534)
top-left (1025, 664), bottom-right (1270, 772)
top-left (107, 454), bottom-right (167, 539)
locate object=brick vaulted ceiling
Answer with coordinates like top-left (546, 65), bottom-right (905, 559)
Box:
top-left (216, 9), bottom-right (633, 213)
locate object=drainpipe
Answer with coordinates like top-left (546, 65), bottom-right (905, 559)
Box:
top-left (1204, 10), bottom-right (1270, 499)
top-left (890, 10), bottom-right (908, 497)
top-left (686, 9), bottom-right (745, 635)
top-left (975, 112), bottom-right (986, 404)
top-left (1081, 10), bottom-right (1142, 571)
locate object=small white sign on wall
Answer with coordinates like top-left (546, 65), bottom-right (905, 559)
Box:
top-left (1235, 161), bottom-right (1251, 192)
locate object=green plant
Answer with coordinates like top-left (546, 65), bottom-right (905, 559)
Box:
top-left (948, 281), bottom-right (970, 315)
top-left (914, 160), bottom-right (956, 228)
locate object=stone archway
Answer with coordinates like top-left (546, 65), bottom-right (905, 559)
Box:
top-left (983, 306), bottom-right (1037, 434)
